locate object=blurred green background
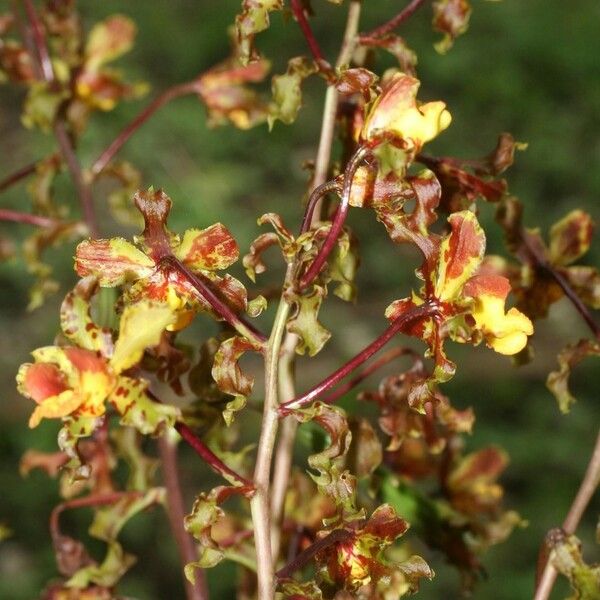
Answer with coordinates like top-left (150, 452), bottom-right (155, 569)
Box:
top-left (1, 0), bottom-right (599, 598)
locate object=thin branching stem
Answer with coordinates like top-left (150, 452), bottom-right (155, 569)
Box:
top-left (521, 231), bottom-right (600, 340)
top-left (269, 0), bottom-right (363, 565)
top-left (164, 256), bottom-right (267, 347)
top-left (299, 180), bottom-right (342, 235)
top-left (49, 491), bottom-right (142, 541)
top-left (533, 428), bottom-right (600, 600)
top-left (322, 346), bottom-right (413, 404)
top-left (361, 0), bottom-right (427, 39)
top-left (269, 332), bottom-right (298, 559)
top-left (279, 302), bottom-right (438, 415)
top-left (21, 0), bottom-right (100, 238)
top-left (91, 82), bottom-right (198, 176)
top-left (0, 161), bottom-right (38, 194)
top-left (54, 122), bottom-right (100, 238)
top-left (276, 528), bottom-right (354, 579)
top-left (175, 422), bottom-right (254, 488)
top-left (0, 208), bottom-right (59, 228)
top-left (251, 291), bottom-right (291, 599)
top-left (311, 0), bottom-right (362, 193)
top-left (298, 145), bottom-right (368, 289)
top-left (158, 435), bottom-right (209, 600)
top-left (22, 0), bottom-right (53, 81)
top-left (290, 0), bottom-right (327, 64)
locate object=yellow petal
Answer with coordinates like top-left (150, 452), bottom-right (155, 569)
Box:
top-left (110, 301), bottom-right (177, 374)
top-left (28, 390), bottom-right (83, 428)
top-left (471, 296), bottom-right (533, 356)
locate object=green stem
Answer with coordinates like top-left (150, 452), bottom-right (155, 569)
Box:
top-left (250, 290), bottom-right (291, 599)
top-left (533, 428), bottom-right (600, 600)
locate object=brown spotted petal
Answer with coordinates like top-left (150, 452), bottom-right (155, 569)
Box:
top-left (549, 209), bottom-right (594, 266)
top-left (195, 57), bottom-right (270, 129)
top-left (432, 0), bottom-right (472, 54)
top-left (75, 237), bottom-right (155, 286)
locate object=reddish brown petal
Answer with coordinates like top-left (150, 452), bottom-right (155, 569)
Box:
top-left (64, 347), bottom-right (108, 374)
top-left (75, 238), bottom-right (154, 286)
top-left (176, 223), bottom-right (239, 271)
top-left (19, 363), bottom-right (68, 403)
top-left (463, 274), bottom-right (511, 301)
top-left (133, 188), bottom-right (174, 260)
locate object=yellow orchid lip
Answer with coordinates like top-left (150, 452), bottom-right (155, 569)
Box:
top-left (463, 276), bottom-right (534, 356)
top-left (361, 73), bottom-right (452, 149)
top-left (18, 346), bottom-right (115, 428)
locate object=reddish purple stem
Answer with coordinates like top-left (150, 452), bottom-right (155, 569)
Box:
top-left (290, 0), bottom-right (327, 64)
top-left (362, 0), bottom-right (427, 39)
top-left (0, 208), bottom-right (58, 228)
top-left (276, 528), bottom-right (354, 579)
top-left (299, 179), bottom-right (342, 236)
top-left (279, 302), bottom-right (438, 415)
top-left (22, 0), bottom-right (54, 81)
top-left (91, 82), bottom-right (197, 176)
top-left (0, 161), bottom-right (38, 194)
top-left (163, 256), bottom-right (267, 345)
top-left (322, 346), bottom-right (413, 405)
top-left (175, 422), bottom-right (254, 489)
top-left (521, 231), bottom-right (600, 340)
top-left (298, 146), bottom-right (368, 289)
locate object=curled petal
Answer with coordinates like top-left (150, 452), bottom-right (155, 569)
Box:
top-left (432, 0), bottom-right (472, 54)
top-left (60, 278), bottom-right (114, 355)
